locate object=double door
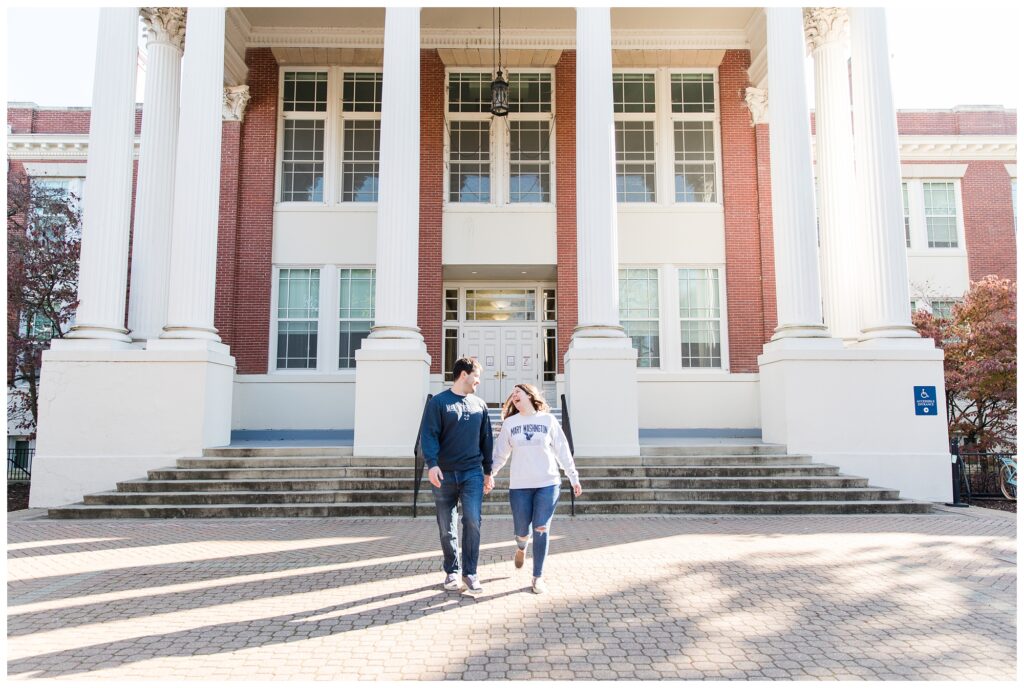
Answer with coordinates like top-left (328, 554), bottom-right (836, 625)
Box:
top-left (461, 326), bottom-right (539, 406)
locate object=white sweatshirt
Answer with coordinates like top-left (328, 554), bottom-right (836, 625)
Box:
top-left (491, 412), bottom-right (581, 490)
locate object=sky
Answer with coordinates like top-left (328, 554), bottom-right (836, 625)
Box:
top-left (4, 4), bottom-right (1022, 111)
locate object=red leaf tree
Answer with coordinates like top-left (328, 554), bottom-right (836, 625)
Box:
top-left (913, 276), bottom-right (1017, 452)
top-left (7, 169), bottom-right (82, 438)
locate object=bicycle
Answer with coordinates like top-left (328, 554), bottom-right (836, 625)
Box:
top-left (997, 455), bottom-right (1016, 501)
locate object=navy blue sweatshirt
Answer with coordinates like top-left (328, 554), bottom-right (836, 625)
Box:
top-left (419, 389), bottom-right (493, 474)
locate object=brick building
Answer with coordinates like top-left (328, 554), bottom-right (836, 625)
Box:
top-left (7, 7), bottom-right (1017, 508)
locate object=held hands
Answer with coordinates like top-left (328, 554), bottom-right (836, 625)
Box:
top-left (572, 483), bottom-right (583, 497)
top-left (428, 466), bottom-right (443, 488)
top-left (483, 474), bottom-right (495, 494)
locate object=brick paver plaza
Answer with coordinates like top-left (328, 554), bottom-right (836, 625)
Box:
top-left (7, 508), bottom-right (1017, 680)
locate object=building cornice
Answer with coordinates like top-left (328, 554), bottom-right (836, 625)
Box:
top-left (245, 26), bottom-right (750, 51)
top-left (896, 135), bottom-right (1017, 161)
top-left (7, 134), bottom-right (141, 161)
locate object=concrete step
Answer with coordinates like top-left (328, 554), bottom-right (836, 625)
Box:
top-left (203, 446), bottom-right (354, 458)
top-left (640, 444), bottom-right (786, 457)
top-left (84, 487), bottom-right (901, 506)
top-left (117, 475), bottom-right (872, 493)
top-left (48, 499), bottom-right (932, 518)
top-left (146, 463), bottom-right (840, 481)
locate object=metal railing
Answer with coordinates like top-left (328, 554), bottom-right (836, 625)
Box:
top-left (412, 394), bottom-right (433, 518)
top-left (8, 448), bottom-right (34, 482)
top-left (951, 439), bottom-right (1017, 502)
top-left (560, 394), bottom-right (576, 517)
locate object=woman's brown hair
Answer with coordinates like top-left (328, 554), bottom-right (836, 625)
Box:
top-left (501, 383), bottom-right (551, 420)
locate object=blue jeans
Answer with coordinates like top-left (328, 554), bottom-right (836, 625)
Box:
top-left (509, 485), bottom-right (560, 578)
top-left (431, 466), bottom-right (484, 576)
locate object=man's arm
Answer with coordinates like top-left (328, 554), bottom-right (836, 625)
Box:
top-left (419, 398), bottom-right (442, 470)
top-left (480, 401), bottom-right (494, 475)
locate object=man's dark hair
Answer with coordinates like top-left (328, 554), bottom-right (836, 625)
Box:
top-left (452, 357), bottom-right (482, 382)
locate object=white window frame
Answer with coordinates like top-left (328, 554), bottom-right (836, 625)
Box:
top-left (269, 265), bottom-right (327, 374)
top-left (336, 267), bottom-right (376, 370)
top-left (618, 267), bottom-right (662, 369)
top-left (336, 68), bottom-right (384, 205)
top-left (612, 68), bottom-right (723, 209)
top-left (903, 178), bottom-right (966, 254)
top-left (443, 67), bottom-right (556, 209)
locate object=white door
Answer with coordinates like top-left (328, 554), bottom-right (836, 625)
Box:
top-left (461, 326), bottom-right (502, 405)
top-left (500, 327), bottom-right (540, 400)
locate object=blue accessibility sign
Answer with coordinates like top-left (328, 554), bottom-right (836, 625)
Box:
top-left (914, 386), bottom-right (937, 416)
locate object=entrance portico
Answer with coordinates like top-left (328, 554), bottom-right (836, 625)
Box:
top-left (28, 6), bottom-right (952, 507)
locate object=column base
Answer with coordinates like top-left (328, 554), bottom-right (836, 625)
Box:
top-left (353, 337), bottom-right (431, 457)
top-left (564, 336), bottom-right (640, 457)
top-left (757, 343), bottom-right (950, 501)
top-left (770, 323), bottom-right (831, 340)
top-left (160, 325), bottom-right (222, 343)
top-left (30, 347), bottom-right (236, 508)
top-left (58, 326), bottom-right (136, 350)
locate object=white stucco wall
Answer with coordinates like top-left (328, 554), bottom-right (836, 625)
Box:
top-left (637, 372), bottom-right (760, 429)
top-left (907, 253), bottom-right (971, 299)
top-left (443, 209), bottom-right (557, 265)
top-left (618, 208), bottom-right (725, 264)
top-left (273, 209), bottom-right (377, 264)
top-left (232, 375), bottom-right (357, 430)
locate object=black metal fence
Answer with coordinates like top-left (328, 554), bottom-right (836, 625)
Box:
top-left (959, 451), bottom-right (1016, 500)
top-left (8, 448), bottom-right (34, 482)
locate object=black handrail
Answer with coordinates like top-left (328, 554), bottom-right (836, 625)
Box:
top-left (412, 394), bottom-right (433, 518)
top-left (560, 394), bottom-right (576, 517)
top-left (8, 448), bottom-right (33, 482)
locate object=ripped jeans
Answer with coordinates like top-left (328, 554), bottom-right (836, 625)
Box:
top-left (508, 484), bottom-right (560, 578)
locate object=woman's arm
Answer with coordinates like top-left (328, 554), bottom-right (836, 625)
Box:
top-left (549, 417), bottom-right (580, 487)
top-left (490, 421), bottom-right (514, 478)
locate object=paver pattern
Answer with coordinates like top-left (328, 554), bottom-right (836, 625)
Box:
top-left (7, 509), bottom-right (1016, 680)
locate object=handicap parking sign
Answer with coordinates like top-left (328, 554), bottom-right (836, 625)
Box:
top-left (914, 386), bottom-right (937, 416)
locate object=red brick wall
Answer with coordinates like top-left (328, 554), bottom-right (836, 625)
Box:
top-left (215, 120), bottom-right (242, 345)
top-left (228, 48), bottom-right (278, 374)
top-left (554, 50), bottom-right (578, 375)
top-left (719, 49), bottom-right (767, 373)
top-left (418, 50), bottom-right (445, 375)
top-left (810, 108), bottom-right (1017, 136)
top-left (755, 124), bottom-right (778, 343)
top-left (958, 160), bottom-right (1017, 280)
top-left (7, 106), bottom-right (143, 135)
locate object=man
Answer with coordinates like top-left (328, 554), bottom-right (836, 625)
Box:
top-left (420, 357), bottom-right (494, 593)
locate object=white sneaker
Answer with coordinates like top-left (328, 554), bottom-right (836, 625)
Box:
top-left (463, 574), bottom-right (483, 594)
top-left (532, 576), bottom-right (547, 594)
top-left (443, 573), bottom-right (463, 591)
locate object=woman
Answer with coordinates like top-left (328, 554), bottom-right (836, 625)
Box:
top-left (486, 383), bottom-right (582, 594)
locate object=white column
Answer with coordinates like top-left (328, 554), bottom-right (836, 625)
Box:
top-left (60, 8), bottom-right (139, 348)
top-left (353, 7), bottom-right (429, 457)
top-left (562, 7), bottom-right (638, 458)
top-left (849, 7), bottom-right (921, 343)
top-left (765, 7), bottom-right (830, 340)
top-left (156, 7), bottom-right (225, 346)
top-left (367, 6), bottom-right (423, 342)
top-left (573, 7), bottom-right (626, 340)
top-left (128, 8), bottom-right (186, 343)
top-left (805, 8), bottom-right (861, 341)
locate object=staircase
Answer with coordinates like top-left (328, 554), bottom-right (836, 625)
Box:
top-left (47, 440), bottom-right (931, 518)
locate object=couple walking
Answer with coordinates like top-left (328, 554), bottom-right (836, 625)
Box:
top-left (419, 357), bottom-right (582, 595)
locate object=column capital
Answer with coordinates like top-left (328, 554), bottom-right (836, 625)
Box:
top-left (744, 87), bottom-right (768, 126)
top-left (141, 8), bottom-right (187, 51)
top-left (803, 8), bottom-right (849, 54)
top-left (222, 85), bottom-right (251, 122)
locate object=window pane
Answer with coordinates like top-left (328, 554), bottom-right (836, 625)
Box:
top-left (278, 269), bottom-right (320, 319)
top-left (674, 121), bottom-right (717, 202)
top-left (448, 72), bottom-right (491, 113)
top-left (615, 122), bottom-right (656, 202)
top-left (543, 327), bottom-right (557, 381)
top-left (281, 120), bottom-right (325, 202)
top-left (543, 288), bottom-right (556, 321)
top-left (283, 71), bottom-right (328, 112)
top-left (930, 299), bottom-right (957, 320)
top-left (671, 73), bottom-right (715, 113)
top-left (612, 73), bottom-right (656, 113)
top-left (508, 72), bottom-right (552, 113)
top-left (902, 182), bottom-right (911, 247)
top-left (509, 121), bottom-right (551, 203)
top-left (338, 320), bottom-right (372, 369)
top-left (679, 268), bottom-right (722, 368)
top-left (445, 289), bottom-right (459, 321)
top-left (465, 289), bottom-right (536, 321)
top-left (443, 327), bottom-right (459, 382)
top-left (924, 182), bottom-right (958, 247)
top-left (338, 268), bottom-right (376, 319)
top-left (277, 320), bottom-right (318, 369)
top-left (618, 268), bottom-right (660, 368)
top-left (449, 121), bottom-right (491, 202)
top-left (341, 72), bottom-right (383, 112)
top-left (342, 121), bottom-right (381, 202)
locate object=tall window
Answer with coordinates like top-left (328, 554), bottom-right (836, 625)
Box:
top-left (340, 72), bottom-right (382, 202)
top-left (280, 71), bottom-right (327, 202)
top-left (930, 299), bottom-right (957, 320)
top-left (672, 73), bottom-right (718, 202)
top-left (901, 182), bottom-right (911, 247)
top-left (613, 73), bottom-right (657, 202)
top-left (679, 268), bottom-right (722, 368)
top-left (276, 268), bottom-right (320, 369)
top-left (446, 71), bottom-right (554, 204)
top-left (338, 269), bottom-right (375, 369)
top-left (619, 268), bottom-right (660, 368)
top-left (923, 181), bottom-right (958, 248)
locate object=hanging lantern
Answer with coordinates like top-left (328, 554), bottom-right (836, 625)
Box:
top-left (490, 69), bottom-right (509, 117)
